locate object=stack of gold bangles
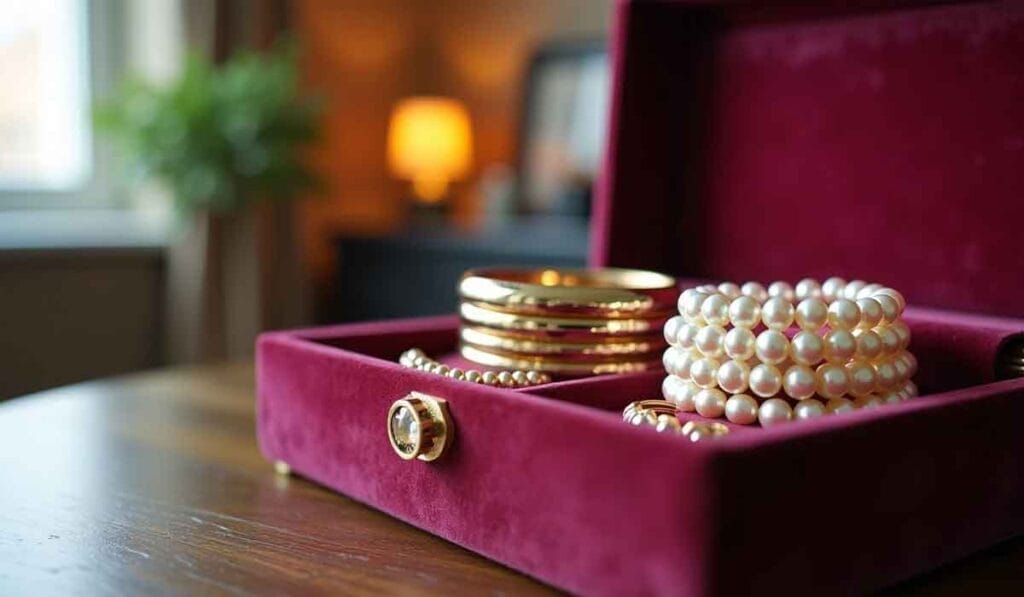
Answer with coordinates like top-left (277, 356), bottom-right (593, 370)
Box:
top-left (663, 278), bottom-right (918, 427)
top-left (458, 267), bottom-right (679, 375)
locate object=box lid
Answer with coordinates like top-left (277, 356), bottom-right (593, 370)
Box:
top-left (592, 0), bottom-right (1024, 318)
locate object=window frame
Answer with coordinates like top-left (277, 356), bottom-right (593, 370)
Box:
top-left (0, 0), bottom-right (127, 210)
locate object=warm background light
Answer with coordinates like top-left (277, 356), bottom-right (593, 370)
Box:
top-left (387, 96), bottom-right (473, 203)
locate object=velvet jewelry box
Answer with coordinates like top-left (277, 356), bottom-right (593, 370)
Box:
top-left (257, 1), bottom-right (1024, 594)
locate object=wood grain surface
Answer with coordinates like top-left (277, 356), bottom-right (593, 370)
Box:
top-left (0, 363), bottom-right (553, 595)
top-left (1, 363), bottom-right (1023, 595)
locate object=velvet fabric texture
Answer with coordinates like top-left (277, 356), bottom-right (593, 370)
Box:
top-left (257, 307), bottom-right (1024, 595)
top-left (258, 1), bottom-right (1024, 594)
top-left (592, 0), bottom-right (1024, 319)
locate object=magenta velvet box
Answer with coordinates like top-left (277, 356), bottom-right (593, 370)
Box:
top-left (257, 1), bottom-right (1024, 594)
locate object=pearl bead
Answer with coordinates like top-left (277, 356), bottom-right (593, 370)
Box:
top-left (815, 363), bottom-right (850, 399)
top-left (767, 281), bottom-right (795, 302)
top-left (874, 294), bottom-right (900, 324)
top-left (677, 288), bottom-right (697, 312)
top-left (855, 298), bottom-right (883, 328)
top-left (676, 322), bottom-right (699, 349)
top-left (854, 394), bottom-right (883, 409)
top-left (856, 283), bottom-right (884, 299)
top-left (663, 346), bottom-right (681, 374)
top-left (790, 331), bottom-right (824, 366)
top-left (852, 329), bottom-right (883, 360)
top-left (758, 398), bottom-right (793, 427)
top-left (694, 388), bottom-right (727, 418)
top-left (874, 360), bottom-right (898, 389)
top-left (782, 365), bottom-right (817, 400)
top-left (755, 329), bottom-right (790, 364)
top-left (827, 299), bottom-right (861, 330)
top-left (882, 391), bottom-right (902, 404)
top-left (679, 352), bottom-right (697, 380)
top-left (689, 357), bottom-right (721, 389)
top-left (749, 363), bottom-right (783, 398)
top-left (845, 360), bottom-right (877, 396)
top-left (664, 315), bottom-right (684, 346)
top-left (794, 398), bottom-right (825, 419)
top-left (890, 320), bottom-right (911, 349)
top-left (902, 351), bottom-right (918, 377)
top-left (723, 327), bottom-right (756, 361)
top-left (893, 356), bottom-right (910, 382)
top-left (677, 380), bottom-right (699, 412)
top-left (716, 359), bottom-right (750, 394)
top-left (843, 280), bottom-right (866, 300)
top-left (741, 281), bottom-right (768, 303)
top-left (680, 290), bottom-right (709, 322)
top-left (761, 297), bottom-right (795, 330)
top-left (794, 297), bottom-right (828, 331)
top-left (877, 326), bottom-right (900, 355)
top-left (795, 278), bottom-right (822, 300)
top-left (694, 325), bottom-right (726, 358)
top-left (698, 284), bottom-right (718, 293)
top-left (700, 294), bottom-right (730, 326)
top-left (875, 288), bottom-right (906, 311)
top-left (825, 397), bottom-right (856, 414)
top-left (725, 394), bottom-right (759, 424)
top-left (728, 296), bottom-right (761, 328)
top-left (821, 277), bottom-right (846, 303)
top-left (904, 380), bottom-right (918, 397)
top-left (717, 282), bottom-right (741, 299)
top-left (822, 329), bottom-right (856, 363)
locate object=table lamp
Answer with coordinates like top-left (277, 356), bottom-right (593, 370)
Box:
top-left (387, 97), bottom-right (473, 205)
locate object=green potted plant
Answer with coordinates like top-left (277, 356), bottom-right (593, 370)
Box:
top-left (96, 42), bottom-right (322, 215)
top-left (96, 42), bottom-right (323, 361)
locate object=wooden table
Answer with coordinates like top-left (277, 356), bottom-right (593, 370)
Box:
top-left (1, 364), bottom-right (1023, 595)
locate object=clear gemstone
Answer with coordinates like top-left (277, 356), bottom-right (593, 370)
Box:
top-left (390, 406), bottom-right (420, 454)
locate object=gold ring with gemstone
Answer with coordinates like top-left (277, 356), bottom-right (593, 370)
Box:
top-left (623, 399), bottom-right (678, 425)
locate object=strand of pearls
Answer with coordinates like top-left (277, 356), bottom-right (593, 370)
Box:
top-left (661, 278), bottom-right (917, 427)
top-left (400, 348), bottom-right (551, 387)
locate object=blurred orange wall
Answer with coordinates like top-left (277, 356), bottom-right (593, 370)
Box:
top-left (292, 0), bottom-right (611, 287)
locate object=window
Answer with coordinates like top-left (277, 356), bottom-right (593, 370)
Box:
top-left (0, 0), bottom-right (122, 208)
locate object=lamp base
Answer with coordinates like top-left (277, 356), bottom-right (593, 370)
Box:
top-left (408, 199), bottom-right (450, 224)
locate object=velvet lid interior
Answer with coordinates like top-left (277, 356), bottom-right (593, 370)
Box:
top-left (592, 1), bottom-right (1024, 318)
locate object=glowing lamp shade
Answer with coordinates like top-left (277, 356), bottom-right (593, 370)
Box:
top-left (387, 97), bottom-right (473, 203)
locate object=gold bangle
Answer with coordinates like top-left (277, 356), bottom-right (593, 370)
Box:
top-left (459, 323), bottom-right (666, 345)
top-left (460, 298), bottom-right (676, 321)
top-left (460, 343), bottom-right (662, 375)
top-left (460, 326), bottom-right (666, 357)
top-left (459, 267), bottom-right (678, 317)
top-left (460, 301), bottom-right (666, 335)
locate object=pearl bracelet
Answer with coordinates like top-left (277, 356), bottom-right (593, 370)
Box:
top-left (661, 278), bottom-right (918, 427)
